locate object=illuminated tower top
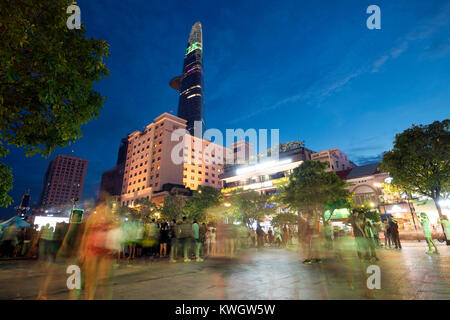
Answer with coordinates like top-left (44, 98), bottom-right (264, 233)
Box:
top-left (170, 22), bottom-right (205, 136)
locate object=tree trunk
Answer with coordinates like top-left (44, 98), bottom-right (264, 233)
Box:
top-left (433, 197), bottom-right (449, 245)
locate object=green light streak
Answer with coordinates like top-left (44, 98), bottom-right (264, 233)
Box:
top-left (185, 42), bottom-right (202, 55)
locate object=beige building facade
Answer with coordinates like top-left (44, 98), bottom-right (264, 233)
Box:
top-left (311, 147), bottom-right (355, 172)
top-left (120, 113), bottom-right (229, 207)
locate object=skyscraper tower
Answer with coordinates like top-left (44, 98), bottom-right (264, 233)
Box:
top-left (170, 22), bottom-right (205, 135)
top-left (39, 155), bottom-right (88, 209)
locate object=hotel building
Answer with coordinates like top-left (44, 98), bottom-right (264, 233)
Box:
top-left (118, 112), bottom-right (229, 207)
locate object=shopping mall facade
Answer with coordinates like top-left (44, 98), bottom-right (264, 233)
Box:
top-left (220, 146), bottom-right (449, 235)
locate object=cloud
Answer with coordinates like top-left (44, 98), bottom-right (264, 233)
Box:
top-left (372, 3), bottom-right (450, 72)
top-left (228, 3), bottom-right (450, 124)
top-left (353, 154), bottom-right (383, 166)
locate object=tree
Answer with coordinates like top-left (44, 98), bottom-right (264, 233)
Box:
top-left (230, 190), bottom-right (275, 228)
top-left (280, 160), bottom-right (352, 225)
top-left (353, 203), bottom-right (381, 223)
top-left (133, 198), bottom-right (160, 221)
top-left (271, 211), bottom-right (299, 227)
top-left (161, 194), bottom-right (185, 222)
top-left (381, 119), bottom-right (449, 238)
top-left (183, 186), bottom-right (223, 221)
top-left (0, 147), bottom-right (13, 207)
top-left (0, 0), bottom-right (110, 207)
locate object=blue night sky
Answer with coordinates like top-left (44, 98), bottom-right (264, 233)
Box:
top-left (1, 0), bottom-right (449, 218)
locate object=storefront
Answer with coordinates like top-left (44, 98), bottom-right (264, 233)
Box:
top-left (380, 203), bottom-right (417, 232)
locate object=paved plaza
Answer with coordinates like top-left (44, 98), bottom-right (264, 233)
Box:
top-left (0, 241), bottom-right (448, 300)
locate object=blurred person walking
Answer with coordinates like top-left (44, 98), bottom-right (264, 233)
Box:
top-left (441, 215), bottom-right (450, 245)
top-left (178, 216), bottom-right (193, 262)
top-left (383, 219), bottom-right (392, 248)
top-left (192, 219), bottom-right (203, 261)
top-left (389, 216), bottom-right (402, 249)
top-left (349, 210), bottom-right (369, 259)
top-left (256, 223), bottom-right (265, 248)
top-left (159, 222), bottom-right (169, 258)
top-left (169, 219), bottom-right (179, 262)
top-left (363, 219), bottom-right (379, 261)
top-left (79, 204), bottom-right (117, 300)
top-left (0, 222), bottom-right (18, 258)
top-left (419, 212), bottom-right (439, 255)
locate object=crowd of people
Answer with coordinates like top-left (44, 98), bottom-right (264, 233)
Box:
top-left (0, 201), bottom-right (449, 299)
top-left (0, 222), bottom-right (40, 259)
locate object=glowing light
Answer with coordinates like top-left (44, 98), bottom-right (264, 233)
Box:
top-left (224, 202), bottom-right (231, 207)
top-left (236, 159), bottom-right (292, 175)
top-left (243, 180), bottom-right (273, 191)
top-left (34, 216), bottom-right (70, 231)
top-left (187, 93), bottom-right (201, 99)
top-left (439, 199), bottom-right (450, 208)
top-left (185, 42), bottom-right (202, 55)
top-left (186, 65), bottom-right (201, 74)
top-left (370, 202), bottom-right (375, 207)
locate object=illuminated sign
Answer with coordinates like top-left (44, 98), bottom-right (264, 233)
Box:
top-left (34, 216), bottom-right (70, 231)
top-left (386, 204), bottom-right (408, 214)
top-left (324, 208), bottom-right (350, 220)
top-left (243, 180), bottom-right (273, 191)
top-left (236, 159), bottom-right (292, 175)
top-left (185, 42), bottom-right (202, 55)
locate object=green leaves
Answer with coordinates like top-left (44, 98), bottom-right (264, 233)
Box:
top-left (230, 190), bottom-right (276, 227)
top-left (184, 186), bottom-right (223, 221)
top-left (0, 0), bottom-right (110, 207)
top-left (280, 160), bottom-right (352, 220)
top-left (380, 119), bottom-right (449, 203)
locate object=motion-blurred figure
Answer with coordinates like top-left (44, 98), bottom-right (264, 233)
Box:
top-left (389, 216), bottom-right (402, 249)
top-left (79, 203), bottom-right (118, 299)
top-left (419, 212), bottom-right (439, 255)
top-left (0, 222), bottom-right (17, 258)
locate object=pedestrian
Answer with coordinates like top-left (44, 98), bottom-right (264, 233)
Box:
top-left (440, 215), bottom-right (450, 245)
top-left (268, 229), bottom-right (274, 245)
top-left (79, 204), bottom-right (117, 300)
top-left (348, 210), bottom-right (370, 259)
top-left (178, 216), bottom-right (193, 262)
top-left (274, 227), bottom-right (283, 248)
top-left (389, 216), bottom-right (402, 249)
top-left (363, 218), bottom-right (379, 261)
top-left (192, 219), bottom-right (203, 262)
top-left (159, 222), bottom-right (169, 258)
top-left (206, 225), bottom-right (216, 256)
top-left (0, 222), bottom-right (18, 258)
top-left (282, 225), bottom-right (289, 247)
top-left (256, 223), bottom-right (265, 248)
top-left (39, 224), bottom-right (54, 262)
top-left (419, 212), bottom-right (439, 255)
top-left (383, 219), bottom-right (392, 248)
top-left (200, 223), bottom-right (207, 256)
top-left (15, 228), bottom-right (26, 257)
top-left (169, 219), bottom-right (179, 262)
top-left (298, 214), bottom-right (313, 264)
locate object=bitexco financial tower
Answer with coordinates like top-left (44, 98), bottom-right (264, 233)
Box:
top-left (170, 22), bottom-right (205, 135)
